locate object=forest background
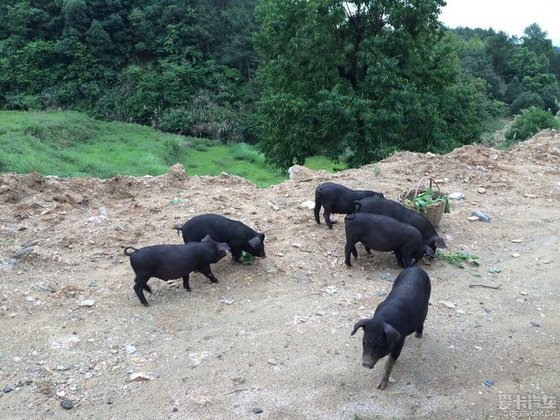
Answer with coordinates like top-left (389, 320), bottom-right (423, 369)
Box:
top-left (1, 0), bottom-right (559, 171)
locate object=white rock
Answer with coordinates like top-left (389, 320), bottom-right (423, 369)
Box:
top-left (448, 192), bottom-right (465, 200)
top-left (439, 300), bottom-right (456, 309)
top-left (129, 372), bottom-right (152, 382)
top-left (300, 200), bottom-right (315, 209)
top-left (477, 187), bottom-right (486, 194)
top-left (78, 299), bottom-right (96, 307)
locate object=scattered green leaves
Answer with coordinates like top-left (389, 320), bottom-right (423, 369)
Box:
top-left (239, 252), bottom-right (255, 265)
top-left (437, 250), bottom-right (480, 268)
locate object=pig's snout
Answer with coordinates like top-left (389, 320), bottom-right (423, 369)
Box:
top-left (361, 354), bottom-right (376, 369)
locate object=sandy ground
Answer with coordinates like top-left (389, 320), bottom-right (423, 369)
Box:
top-left (0, 130), bottom-right (559, 419)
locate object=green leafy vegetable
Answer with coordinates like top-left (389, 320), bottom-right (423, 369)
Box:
top-left (437, 250), bottom-right (480, 268)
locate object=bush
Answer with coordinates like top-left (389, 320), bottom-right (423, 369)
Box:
top-left (509, 92), bottom-right (544, 115)
top-left (504, 107), bottom-right (560, 143)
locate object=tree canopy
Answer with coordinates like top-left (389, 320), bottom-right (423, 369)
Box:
top-left (0, 0), bottom-right (559, 168)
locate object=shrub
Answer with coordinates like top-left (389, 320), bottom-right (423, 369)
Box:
top-left (504, 107), bottom-right (560, 143)
top-left (509, 92), bottom-right (544, 115)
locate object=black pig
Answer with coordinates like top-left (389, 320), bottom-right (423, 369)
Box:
top-left (344, 212), bottom-right (424, 268)
top-left (351, 267), bottom-right (431, 390)
top-left (124, 236), bottom-right (230, 306)
top-left (176, 214), bottom-right (265, 263)
top-left (314, 182), bottom-right (384, 229)
top-left (354, 195), bottom-right (446, 257)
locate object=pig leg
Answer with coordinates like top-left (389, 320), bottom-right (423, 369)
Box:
top-left (182, 274), bottom-right (192, 291)
top-left (394, 250), bottom-right (405, 268)
top-left (134, 276), bottom-right (150, 306)
top-left (415, 324), bottom-right (424, 338)
top-left (314, 202), bottom-right (322, 224)
top-left (378, 340), bottom-right (405, 390)
top-left (360, 242), bottom-right (371, 255)
top-left (323, 209), bottom-right (335, 229)
top-left (198, 265), bottom-right (219, 283)
top-left (344, 242), bottom-right (357, 266)
top-left (231, 248), bottom-right (242, 263)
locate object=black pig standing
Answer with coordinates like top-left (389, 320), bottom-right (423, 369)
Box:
top-left (344, 212), bottom-right (424, 268)
top-left (314, 182), bottom-right (384, 229)
top-left (176, 213), bottom-right (265, 263)
top-left (124, 235), bottom-right (230, 306)
top-left (351, 267), bottom-right (431, 390)
top-left (354, 195), bottom-right (446, 257)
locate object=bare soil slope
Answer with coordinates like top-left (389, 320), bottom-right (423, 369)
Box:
top-left (1, 131), bottom-right (559, 419)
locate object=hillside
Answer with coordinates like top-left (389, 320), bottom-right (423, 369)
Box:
top-left (0, 131), bottom-right (559, 418)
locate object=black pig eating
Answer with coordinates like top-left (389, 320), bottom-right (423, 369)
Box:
top-left (124, 235), bottom-right (230, 306)
top-left (344, 212), bottom-right (424, 268)
top-left (351, 267), bottom-right (431, 390)
top-left (354, 195), bottom-right (446, 257)
top-left (176, 213), bottom-right (265, 263)
top-left (314, 182), bottom-right (384, 229)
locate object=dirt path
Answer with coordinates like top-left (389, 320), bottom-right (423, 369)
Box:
top-left (1, 131), bottom-right (559, 419)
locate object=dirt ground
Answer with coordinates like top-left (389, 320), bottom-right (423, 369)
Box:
top-left (0, 130), bottom-right (559, 419)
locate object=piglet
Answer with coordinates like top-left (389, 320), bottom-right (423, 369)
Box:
top-left (354, 195), bottom-right (446, 257)
top-left (124, 235), bottom-right (230, 306)
top-left (344, 212), bottom-right (424, 268)
top-left (176, 214), bottom-right (265, 263)
top-left (314, 182), bottom-right (384, 229)
top-left (351, 267), bottom-right (431, 390)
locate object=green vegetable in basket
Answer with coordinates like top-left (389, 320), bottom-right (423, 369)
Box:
top-left (412, 188), bottom-right (450, 214)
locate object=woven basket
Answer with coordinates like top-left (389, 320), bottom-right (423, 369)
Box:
top-left (399, 177), bottom-right (447, 227)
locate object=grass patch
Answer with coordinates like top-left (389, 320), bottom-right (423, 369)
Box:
top-left (0, 110), bottom-right (353, 187)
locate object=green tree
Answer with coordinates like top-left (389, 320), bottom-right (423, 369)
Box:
top-left (255, 0), bottom-right (486, 170)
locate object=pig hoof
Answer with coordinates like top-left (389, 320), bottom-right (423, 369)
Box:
top-left (142, 302), bottom-right (150, 307)
top-left (377, 380), bottom-right (388, 390)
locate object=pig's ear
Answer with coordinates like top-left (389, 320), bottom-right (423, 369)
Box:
top-left (354, 200), bottom-right (362, 212)
top-left (433, 236), bottom-right (447, 249)
top-left (351, 319), bottom-right (369, 336)
top-left (217, 242), bottom-right (230, 252)
top-left (201, 234), bottom-right (213, 242)
top-left (248, 235), bottom-right (262, 248)
top-left (383, 323), bottom-right (401, 350)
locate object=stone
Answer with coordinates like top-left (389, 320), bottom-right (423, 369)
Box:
top-left (60, 399), bottom-right (74, 410)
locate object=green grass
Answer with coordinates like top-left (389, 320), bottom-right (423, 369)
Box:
top-left (0, 110), bottom-right (351, 187)
top-left (437, 250), bottom-right (480, 268)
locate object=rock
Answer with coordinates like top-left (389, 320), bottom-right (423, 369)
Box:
top-left (129, 372), bottom-right (152, 382)
top-left (252, 407), bottom-right (264, 414)
top-left (300, 200), bottom-right (315, 209)
top-left (219, 298), bottom-right (235, 305)
top-left (60, 399), bottom-right (74, 410)
top-left (170, 197), bottom-right (181, 205)
top-left (3, 385), bottom-right (13, 393)
top-left (192, 394), bottom-right (212, 405)
top-left (379, 272), bottom-right (396, 282)
top-left (512, 253), bottom-right (520, 258)
top-left (482, 379), bottom-right (495, 387)
top-left (439, 300), bottom-right (456, 309)
top-left (523, 193), bottom-right (537, 198)
top-left (477, 187), bottom-right (486, 194)
top-left (530, 321), bottom-right (541, 328)
top-left (519, 291), bottom-right (528, 296)
top-left (510, 239), bottom-right (523, 243)
top-left (126, 345), bottom-right (137, 354)
top-left (448, 192), bottom-right (465, 200)
top-left (488, 267), bottom-right (501, 274)
top-left (287, 165), bottom-right (314, 181)
top-left (78, 299), bottom-right (96, 307)
top-left (471, 210), bottom-right (491, 222)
